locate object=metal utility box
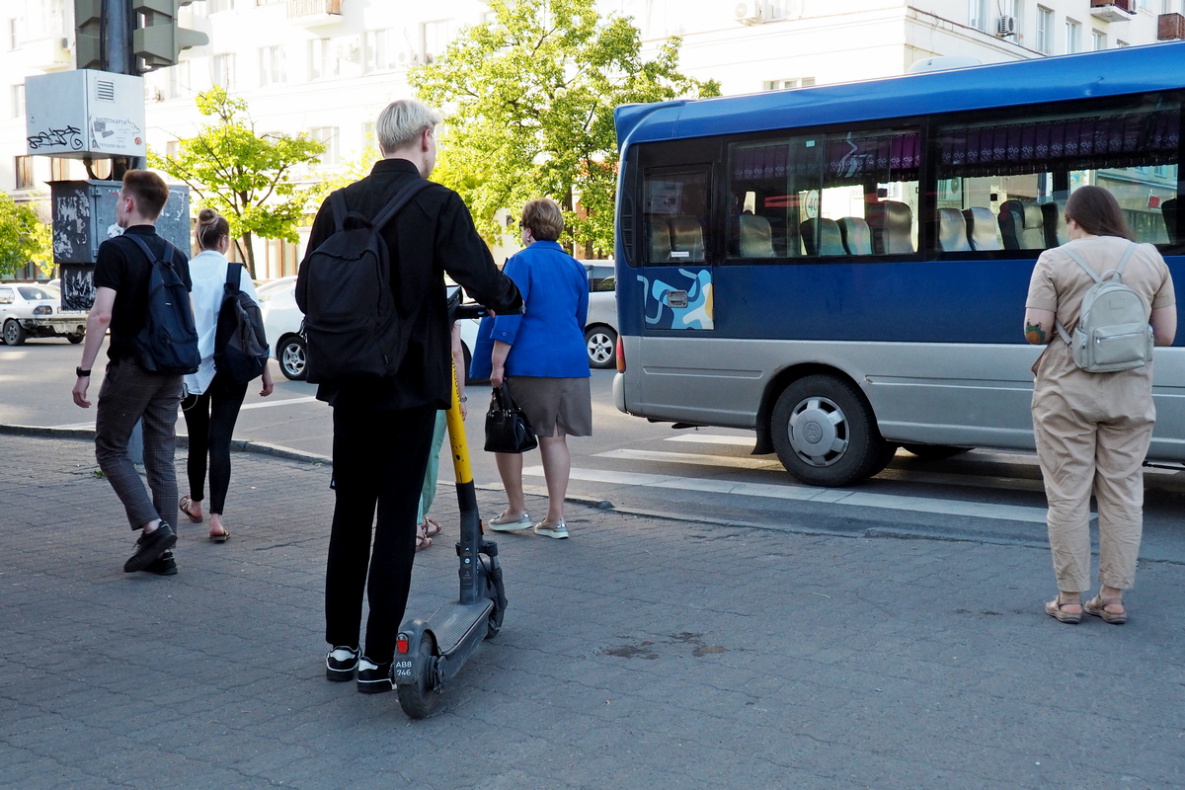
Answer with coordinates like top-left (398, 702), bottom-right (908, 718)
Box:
top-left (25, 70), bottom-right (146, 159)
top-left (51, 180), bottom-right (191, 311)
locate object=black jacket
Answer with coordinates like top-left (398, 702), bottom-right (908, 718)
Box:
top-left (301, 158), bottom-right (522, 410)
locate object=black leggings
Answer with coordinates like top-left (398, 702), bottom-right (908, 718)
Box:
top-left (181, 371), bottom-right (249, 515)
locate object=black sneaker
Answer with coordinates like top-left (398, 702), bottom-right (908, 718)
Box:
top-left (326, 646), bottom-right (359, 681)
top-left (124, 522), bottom-right (177, 573)
top-left (144, 549), bottom-right (177, 576)
top-left (356, 656), bottom-right (393, 694)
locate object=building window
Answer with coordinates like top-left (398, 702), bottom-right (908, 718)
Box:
top-left (308, 38), bottom-right (338, 80)
top-left (259, 45), bottom-right (286, 85)
top-left (1092, 29), bottom-right (1106, 50)
top-left (1036, 6), bottom-right (1054, 54)
top-left (422, 20), bottom-right (455, 62)
top-left (208, 0), bottom-right (233, 12)
top-left (7, 17), bottom-right (20, 50)
top-left (11, 83), bottom-right (24, 119)
top-left (50, 158), bottom-right (71, 180)
top-left (361, 121), bottom-right (376, 151)
top-left (14, 156), bottom-right (34, 189)
top-left (764, 77), bottom-right (815, 91)
top-left (213, 53), bottom-right (236, 88)
top-left (969, 0), bottom-right (988, 31)
top-left (1065, 18), bottom-right (1080, 53)
top-left (1116, 39), bottom-right (1129, 47)
top-left (311, 126), bottom-right (339, 166)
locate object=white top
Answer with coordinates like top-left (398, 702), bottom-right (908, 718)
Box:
top-left (183, 249), bottom-right (262, 395)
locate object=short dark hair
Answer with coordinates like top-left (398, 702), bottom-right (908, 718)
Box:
top-left (521, 198), bottom-right (564, 242)
top-left (1064, 185), bottom-right (1133, 241)
top-left (121, 170), bottom-right (169, 220)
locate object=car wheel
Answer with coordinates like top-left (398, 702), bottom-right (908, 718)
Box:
top-left (278, 335), bottom-right (307, 381)
top-left (3, 319), bottom-right (27, 346)
top-left (67, 333), bottom-right (84, 344)
top-left (770, 373), bottom-right (889, 487)
top-left (584, 325), bottom-right (617, 369)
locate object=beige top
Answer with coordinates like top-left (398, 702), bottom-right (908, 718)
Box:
top-left (1027, 236), bottom-right (1175, 380)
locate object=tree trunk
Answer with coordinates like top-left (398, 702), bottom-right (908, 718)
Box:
top-left (240, 231), bottom-right (256, 279)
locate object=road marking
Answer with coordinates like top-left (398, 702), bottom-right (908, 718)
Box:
top-left (239, 396), bottom-right (320, 411)
top-left (597, 448), bottom-right (783, 470)
top-left (665, 434), bottom-right (753, 447)
top-left (523, 465), bottom-right (1050, 523)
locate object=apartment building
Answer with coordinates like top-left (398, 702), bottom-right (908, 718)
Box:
top-left (2, 0), bottom-right (1180, 277)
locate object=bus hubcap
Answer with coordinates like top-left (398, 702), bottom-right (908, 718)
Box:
top-left (788, 396), bottom-right (848, 467)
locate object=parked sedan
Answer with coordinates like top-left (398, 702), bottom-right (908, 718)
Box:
top-left (257, 277), bottom-right (479, 383)
top-left (581, 261), bottom-right (617, 369)
top-left (0, 283), bottom-right (86, 345)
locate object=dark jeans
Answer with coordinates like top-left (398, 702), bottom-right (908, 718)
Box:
top-left (181, 371), bottom-right (249, 515)
top-left (94, 358), bottom-right (184, 530)
top-left (324, 403), bottom-right (436, 664)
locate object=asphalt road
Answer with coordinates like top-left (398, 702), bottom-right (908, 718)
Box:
top-left (5, 335), bottom-right (1185, 565)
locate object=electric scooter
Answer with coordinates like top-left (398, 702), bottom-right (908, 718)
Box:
top-left (392, 294), bottom-right (508, 719)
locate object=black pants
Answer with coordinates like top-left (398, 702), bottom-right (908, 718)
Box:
top-left (181, 371), bottom-right (249, 515)
top-left (324, 403), bottom-right (436, 664)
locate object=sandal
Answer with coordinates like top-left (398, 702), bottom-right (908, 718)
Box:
top-left (1084, 594), bottom-right (1127, 625)
top-left (179, 495), bottom-right (203, 523)
top-left (422, 518), bottom-right (442, 539)
top-left (209, 529), bottom-right (230, 544)
top-left (1045, 595), bottom-right (1083, 624)
top-left (415, 523), bottom-right (432, 552)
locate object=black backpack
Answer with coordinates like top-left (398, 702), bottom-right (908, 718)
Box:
top-left (214, 263), bottom-right (270, 385)
top-left (295, 179), bottom-right (430, 383)
top-left (121, 233), bottom-right (201, 376)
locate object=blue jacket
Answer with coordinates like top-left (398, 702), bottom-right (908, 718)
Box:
top-left (469, 240), bottom-right (589, 379)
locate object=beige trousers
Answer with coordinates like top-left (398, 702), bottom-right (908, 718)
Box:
top-left (1032, 359), bottom-right (1154, 592)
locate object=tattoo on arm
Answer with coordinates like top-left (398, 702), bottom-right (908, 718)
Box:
top-left (1025, 321), bottom-right (1046, 345)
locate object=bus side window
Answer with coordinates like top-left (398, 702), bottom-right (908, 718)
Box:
top-left (641, 168), bottom-right (711, 265)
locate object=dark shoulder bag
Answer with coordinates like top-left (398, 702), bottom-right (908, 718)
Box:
top-left (484, 381), bottom-right (537, 454)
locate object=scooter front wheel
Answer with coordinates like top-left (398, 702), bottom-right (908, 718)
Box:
top-left (397, 638), bottom-right (437, 719)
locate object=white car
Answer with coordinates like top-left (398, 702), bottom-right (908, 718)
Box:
top-left (581, 262), bottom-right (617, 369)
top-left (257, 277), bottom-right (479, 383)
top-left (0, 283), bottom-right (87, 345)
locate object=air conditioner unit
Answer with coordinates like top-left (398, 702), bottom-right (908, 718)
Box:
top-left (735, 1), bottom-right (765, 25)
top-left (996, 15), bottom-right (1016, 36)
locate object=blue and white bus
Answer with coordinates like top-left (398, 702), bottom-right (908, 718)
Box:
top-left (611, 42), bottom-right (1185, 487)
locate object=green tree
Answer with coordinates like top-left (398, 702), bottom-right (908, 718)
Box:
top-left (410, 0), bottom-right (718, 257)
top-left (149, 86), bottom-right (325, 277)
top-left (0, 194), bottom-right (52, 277)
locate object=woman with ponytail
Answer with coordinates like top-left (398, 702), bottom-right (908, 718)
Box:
top-left (178, 209), bottom-right (274, 541)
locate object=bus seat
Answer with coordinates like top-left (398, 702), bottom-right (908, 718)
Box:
top-left (1041, 201), bottom-right (1068, 247)
top-left (963, 207), bottom-right (1003, 251)
top-left (800, 217), bottom-right (846, 256)
top-left (647, 217), bottom-right (672, 262)
top-left (937, 207), bottom-right (971, 252)
top-left (737, 214), bottom-right (775, 257)
top-left (669, 216), bottom-right (705, 262)
top-left (1164, 198), bottom-right (1179, 244)
top-left (998, 200), bottom-right (1046, 250)
top-left (838, 217), bottom-right (872, 255)
top-left (866, 200), bottom-right (915, 254)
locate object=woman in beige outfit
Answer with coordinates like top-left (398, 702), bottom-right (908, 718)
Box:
top-left (1024, 186), bottom-right (1176, 625)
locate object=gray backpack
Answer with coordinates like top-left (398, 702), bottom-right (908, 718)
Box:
top-left (1054, 242), bottom-right (1153, 373)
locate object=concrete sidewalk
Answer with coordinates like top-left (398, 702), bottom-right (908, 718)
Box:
top-left (2, 431), bottom-right (1184, 790)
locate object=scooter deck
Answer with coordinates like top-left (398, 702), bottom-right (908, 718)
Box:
top-left (426, 600), bottom-right (494, 655)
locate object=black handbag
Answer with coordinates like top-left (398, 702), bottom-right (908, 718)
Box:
top-left (484, 382), bottom-right (537, 454)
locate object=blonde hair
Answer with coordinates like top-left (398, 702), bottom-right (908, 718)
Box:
top-left (376, 99), bottom-right (443, 155)
top-left (196, 208), bottom-right (230, 251)
top-left (521, 198), bottom-right (564, 242)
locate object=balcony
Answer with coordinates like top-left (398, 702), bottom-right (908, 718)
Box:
top-left (1090, 0), bottom-right (1135, 23)
top-left (287, 0), bottom-right (342, 26)
top-left (1159, 12), bottom-right (1185, 40)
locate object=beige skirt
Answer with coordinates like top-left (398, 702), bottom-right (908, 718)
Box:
top-left (505, 376), bottom-right (592, 438)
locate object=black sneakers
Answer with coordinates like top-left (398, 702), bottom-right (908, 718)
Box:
top-left (356, 657), bottom-right (393, 694)
top-left (124, 522), bottom-right (177, 573)
top-left (326, 646), bottom-right (359, 681)
top-left (144, 549), bottom-right (177, 576)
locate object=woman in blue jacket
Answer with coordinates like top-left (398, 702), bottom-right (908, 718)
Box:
top-left (472, 198), bottom-right (591, 539)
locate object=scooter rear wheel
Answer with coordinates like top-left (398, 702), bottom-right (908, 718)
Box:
top-left (397, 638), bottom-right (437, 719)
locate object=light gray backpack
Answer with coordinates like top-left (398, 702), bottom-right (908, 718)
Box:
top-left (1055, 242), bottom-right (1153, 373)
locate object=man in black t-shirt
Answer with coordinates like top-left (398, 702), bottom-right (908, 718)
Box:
top-left (72, 170), bottom-right (192, 575)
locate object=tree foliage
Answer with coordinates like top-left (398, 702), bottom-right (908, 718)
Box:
top-left (410, 0), bottom-right (719, 256)
top-left (149, 87), bottom-right (325, 277)
top-left (0, 193), bottom-right (51, 277)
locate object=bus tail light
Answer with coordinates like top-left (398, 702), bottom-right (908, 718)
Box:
top-left (616, 336), bottom-right (625, 372)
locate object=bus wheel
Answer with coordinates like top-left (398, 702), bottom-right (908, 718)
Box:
top-left (771, 374), bottom-right (888, 487)
top-left (902, 444), bottom-right (971, 461)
